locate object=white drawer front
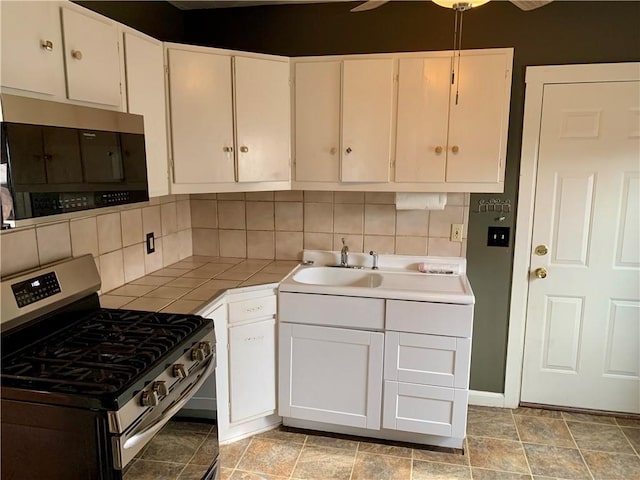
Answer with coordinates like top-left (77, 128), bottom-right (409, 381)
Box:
top-left (279, 292), bottom-right (385, 330)
top-left (386, 300), bottom-right (473, 337)
top-left (384, 332), bottom-right (471, 388)
top-left (382, 381), bottom-right (468, 438)
top-left (229, 294), bottom-right (277, 324)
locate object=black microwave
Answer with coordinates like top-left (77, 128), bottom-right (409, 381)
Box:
top-left (0, 94), bottom-right (149, 227)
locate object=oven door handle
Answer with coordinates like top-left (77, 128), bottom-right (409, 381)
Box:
top-left (122, 354), bottom-right (215, 453)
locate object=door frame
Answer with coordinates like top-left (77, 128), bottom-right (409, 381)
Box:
top-left (503, 62), bottom-right (640, 408)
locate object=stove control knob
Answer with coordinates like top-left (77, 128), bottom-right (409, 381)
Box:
top-left (141, 389), bottom-right (159, 407)
top-left (191, 346), bottom-right (205, 362)
top-left (199, 341), bottom-right (212, 357)
top-left (152, 380), bottom-right (168, 397)
top-left (173, 364), bottom-right (187, 379)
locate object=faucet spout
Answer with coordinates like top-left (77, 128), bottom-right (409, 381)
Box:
top-left (340, 237), bottom-right (349, 267)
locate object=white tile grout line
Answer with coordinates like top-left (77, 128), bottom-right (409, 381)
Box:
top-left (511, 410), bottom-right (535, 479)
top-left (563, 416), bottom-right (596, 480)
top-left (286, 433), bottom-right (308, 480)
top-left (347, 440), bottom-right (360, 480)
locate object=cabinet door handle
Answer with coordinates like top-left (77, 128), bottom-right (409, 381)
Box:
top-left (40, 40), bottom-right (53, 51)
top-left (434, 146), bottom-right (443, 154)
top-left (330, 147), bottom-right (337, 155)
top-left (71, 49), bottom-right (83, 60)
top-left (240, 146), bottom-right (249, 153)
top-left (345, 147), bottom-right (352, 154)
top-left (451, 145), bottom-right (460, 154)
top-left (223, 146), bottom-right (233, 153)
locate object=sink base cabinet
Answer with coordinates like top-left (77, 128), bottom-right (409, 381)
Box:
top-left (279, 323), bottom-right (384, 430)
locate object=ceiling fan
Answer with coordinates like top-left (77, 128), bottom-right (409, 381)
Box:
top-left (351, 0), bottom-right (554, 12)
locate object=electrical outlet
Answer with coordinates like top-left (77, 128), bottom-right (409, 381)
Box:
top-left (450, 224), bottom-right (463, 242)
top-left (146, 232), bottom-right (155, 254)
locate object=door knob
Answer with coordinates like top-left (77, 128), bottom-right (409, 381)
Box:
top-left (534, 267), bottom-right (548, 279)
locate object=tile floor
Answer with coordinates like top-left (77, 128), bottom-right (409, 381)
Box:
top-left (125, 406), bottom-right (640, 480)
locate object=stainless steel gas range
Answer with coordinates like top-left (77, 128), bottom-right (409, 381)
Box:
top-left (0, 255), bottom-right (219, 480)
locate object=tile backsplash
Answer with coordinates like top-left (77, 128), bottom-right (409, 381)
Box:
top-left (0, 195), bottom-right (193, 292)
top-left (191, 191), bottom-right (469, 261)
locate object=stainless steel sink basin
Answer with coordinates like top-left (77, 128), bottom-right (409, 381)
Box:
top-left (292, 266), bottom-right (383, 287)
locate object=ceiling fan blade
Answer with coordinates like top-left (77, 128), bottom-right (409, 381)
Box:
top-left (351, 1), bottom-right (390, 12)
top-left (509, 0), bottom-right (553, 11)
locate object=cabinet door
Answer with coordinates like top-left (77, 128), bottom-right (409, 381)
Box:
top-left (123, 32), bottom-right (168, 197)
top-left (395, 57), bottom-right (451, 183)
top-left (0, 1), bottom-right (65, 97)
top-left (168, 49), bottom-right (235, 185)
top-left (446, 52), bottom-right (511, 183)
top-left (384, 332), bottom-right (471, 389)
top-left (342, 58), bottom-right (394, 183)
top-left (383, 381), bottom-right (468, 438)
top-left (229, 318), bottom-right (277, 424)
top-left (61, 7), bottom-right (121, 108)
top-left (279, 323), bottom-right (384, 429)
top-left (294, 61), bottom-right (341, 182)
top-left (234, 56), bottom-right (291, 182)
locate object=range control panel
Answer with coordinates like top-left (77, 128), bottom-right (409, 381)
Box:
top-left (11, 272), bottom-right (61, 308)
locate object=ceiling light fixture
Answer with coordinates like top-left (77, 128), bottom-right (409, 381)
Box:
top-left (433, 0), bottom-right (491, 104)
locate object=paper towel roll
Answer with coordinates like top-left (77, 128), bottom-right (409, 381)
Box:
top-left (395, 193), bottom-right (447, 210)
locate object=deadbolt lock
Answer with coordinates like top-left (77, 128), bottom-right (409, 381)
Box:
top-left (534, 244), bottom-right (549, 256)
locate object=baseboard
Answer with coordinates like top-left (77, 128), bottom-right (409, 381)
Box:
top-left (469, 390), bottom-right (506, 408)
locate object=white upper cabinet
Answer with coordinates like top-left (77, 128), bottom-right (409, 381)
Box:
top-left (0, 1), bottom-right (66, 98)
top-left (168, 48), bottom-right (235, 185)
top-left (61, 7), bottom-right (121, 108)
top-left (395, 50), bottom-right (512, 188)
top-left (342, 58), bottom-right (394, 183)
top-left (123, 31), bottom-right (169, 198)
top-left (167, 45), bottom-right (291, 193)
top-left (294, 61), bottom-right (341, 182)
top-left (234, 56), bottom-right (291, 183)
top-left (1, 2), bottom-right (123, 110)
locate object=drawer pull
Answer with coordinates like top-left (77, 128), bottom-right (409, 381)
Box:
top-left (246, 305), bottom-right (264, 313)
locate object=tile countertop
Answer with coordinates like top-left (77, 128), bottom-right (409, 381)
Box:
top-left (99, 256), bottom-right (300, 314)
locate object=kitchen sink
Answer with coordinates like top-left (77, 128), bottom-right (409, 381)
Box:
top-left (292, 266), bottom-right (383, 288)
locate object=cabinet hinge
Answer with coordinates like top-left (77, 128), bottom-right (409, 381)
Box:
top-left (165, 65), bottom-right (169, 75)
top-left (451, 71), bottom-right (455, 85)
top-left (395, 74), bottom-right (399, 82)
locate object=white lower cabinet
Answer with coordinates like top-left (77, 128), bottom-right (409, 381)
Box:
top-left (279, 323), bottom-right (384, 429)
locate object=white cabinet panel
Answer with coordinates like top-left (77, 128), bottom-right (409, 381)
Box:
top-left (383, 381), bottom-right (468, 438)
top-left (123, 32), bottom-right (169, 198)
top-left (228, 294), bottom-right (277, 324)
top-left (235, 56), bottom-right (291, 182)
top-left (229, 318), bottom-right (277, 423)
top-left (168, 48), bottom-right (235, 185)
top-left (294, 61), bottom-right (341, 182)
top-left (384, 332), bottom-right (471, 389)
top-left (386, 300), bottom-right (473, 337)
top-left (0, 1), bottom-right (65, 97)
top-left (342, 58), bottom-right (394, 183)
top-left (395, 57), bottom-right (451, 182)
top-left (61, 7), bottom-right (121, 107)
top-left (279, 323), bottom-right (384, 429)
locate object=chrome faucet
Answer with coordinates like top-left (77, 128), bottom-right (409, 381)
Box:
top-left (369, 251), bottom-right (379, 270)
top-left (340, 238), bottom-right (349, 267)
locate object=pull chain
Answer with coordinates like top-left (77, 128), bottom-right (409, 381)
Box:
top-left (452, 8), bottom-right (464, 105)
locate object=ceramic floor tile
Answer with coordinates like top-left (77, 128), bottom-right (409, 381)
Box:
top-left (230, 471), bottom-right (288, 480)
top-left (412, 446), bottom-right (469, 466)
top-left (351, 451), bottom-right (411, 480)
top-left (255, 427), bottom-right (307, 444)
top-left (514, 415), bottom-right (575, 448)
top-left (189, 435), bottom-right (220, 466)
top-left (466, 436), bottom-right (529, 474)
top-left (471, 467), bottom-right (533, 480)
top-left (566, 421), bottom-right (635, 454)
top-left (220, 468), bottom-right (233, 480)
top-left (291, 445), bottom-right (356, 480)
top-left (141, 431), bottom-right (207, 464)
top-left (411, 459), bottom-right (471, 479)
top-left (236, 438), bottom-right (303, 477)
top-left (511, 407), bottom-right (563, 419)
top-left (622, 426), bottom-right (640, 452)
top-left (177, 464), bottom-right (210, 480)
top-left (617, 417), bottom-right (640, 428)
top-left (358, 441), bottom-right (412, 458)
top-left (123, 459), bottom-right (185, 480)
top-left (220, 437), bottom-right (252, 469)
top-left (561, 411), bottom-right (617, 425)
top-left (522, 443), bottom-right (590, 479)
top-left (467, 408), bottom-right (519, 441)
top-left (581, 450), bottom-right (640, 480)
top-left (304, 434), bottom-right (359, 451)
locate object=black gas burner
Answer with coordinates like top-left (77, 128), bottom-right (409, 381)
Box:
top-left (1, 308), bottom-right (209, 397)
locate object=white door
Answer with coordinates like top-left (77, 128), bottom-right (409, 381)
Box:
top-left (342, 58), bottom-right (394, 183)
top-left (294, 61), bottom-right (341, 182)
top-left (167, 49), bottom-right (235, 185)
top-left (521, 81), bottom-right (640, 413)
top-left (123, 32), bottom-right (169, 198)
top-left (279, 323), bottom-right (384, 429)
top-left (234, 56), bottom-right (290, 183)
top-left (0, 1), bottom-right (65, 97)
top-left (61, 7), bottom-right (121, 107)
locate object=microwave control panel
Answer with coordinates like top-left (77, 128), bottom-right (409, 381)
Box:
top-left (11, 272), bottom-right (61, 308)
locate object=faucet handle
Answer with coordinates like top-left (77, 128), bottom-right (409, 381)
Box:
top-left (341, 237), bottom-right (346, 247)
top-left (369, 251), bottom-right (379, 270)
